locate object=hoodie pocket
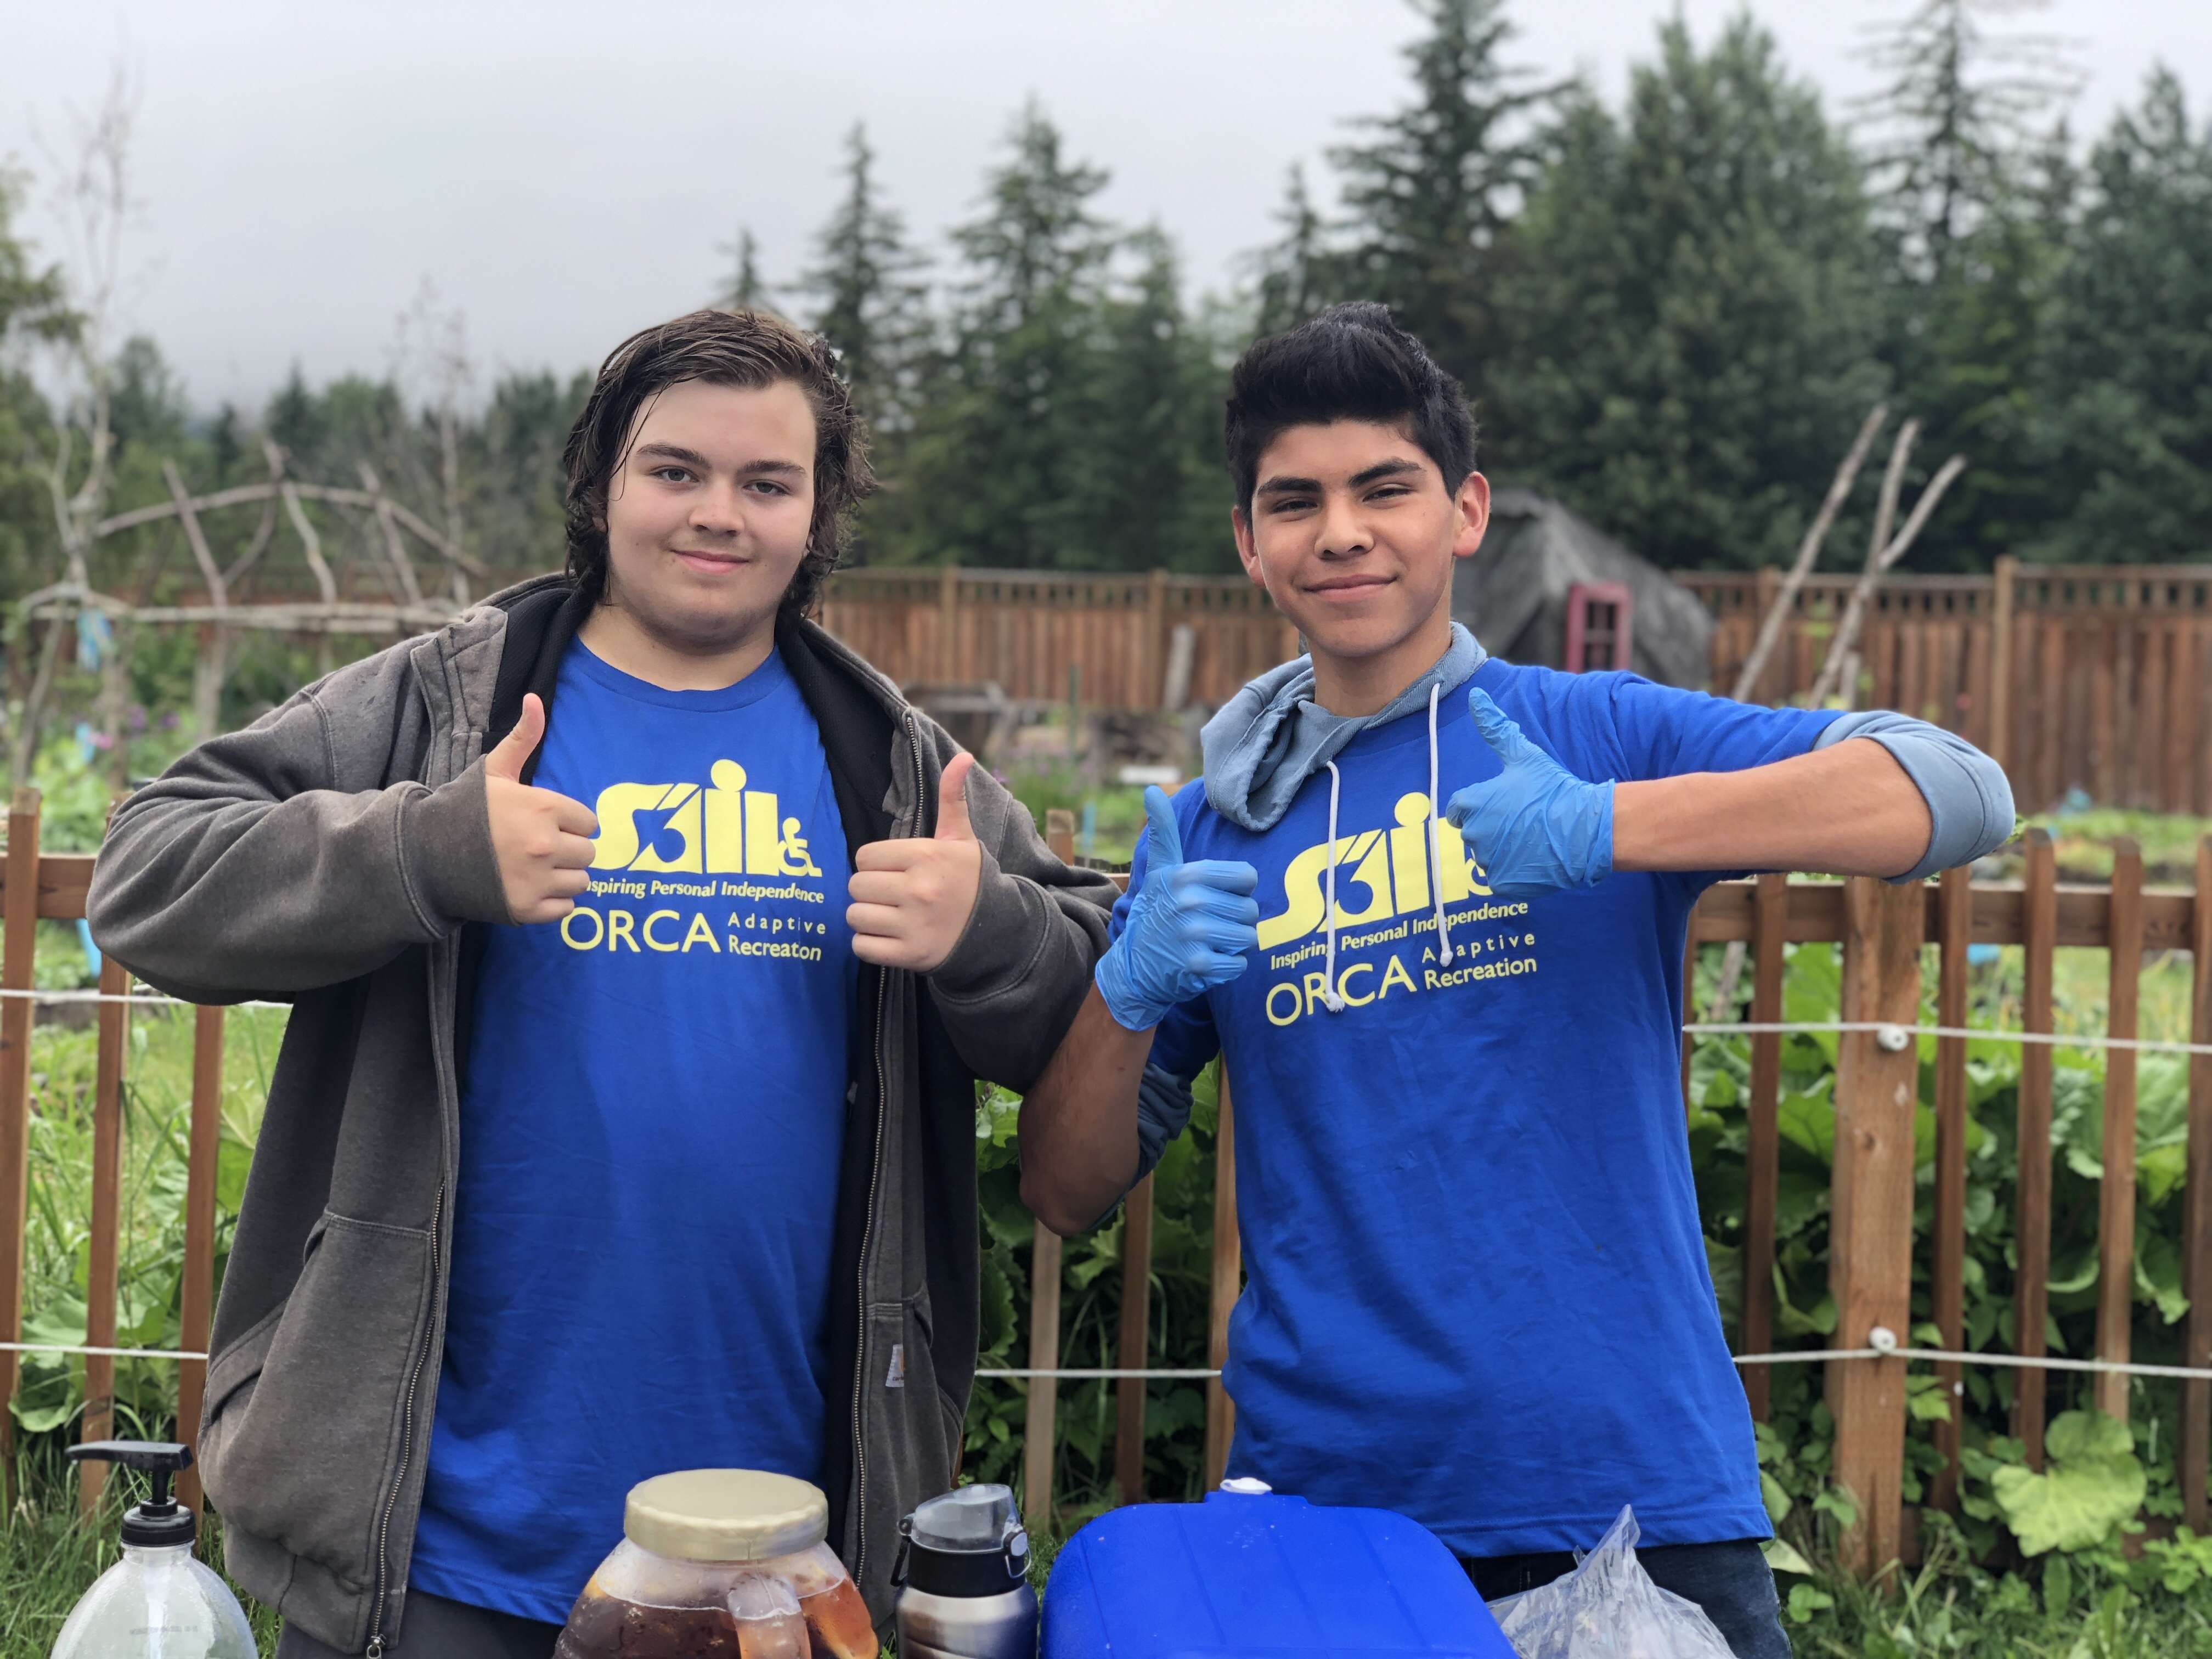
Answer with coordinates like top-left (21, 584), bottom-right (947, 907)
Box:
top-left (199, 1211), bottom-right (435, 1595)
top-left (860, 1290), bottom-right (960, 1598)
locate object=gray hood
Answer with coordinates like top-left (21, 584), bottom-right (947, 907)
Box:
top-left (1200, 624), bottom-right (1487, 831)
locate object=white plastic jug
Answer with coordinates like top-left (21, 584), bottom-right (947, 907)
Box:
top-left (49, 1442), bottom-right (255, 1659)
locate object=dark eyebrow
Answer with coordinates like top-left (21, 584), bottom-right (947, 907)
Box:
top-left (1348, 458), bottom-right (1425, 488)
top-left (635, 443), bottom-right (807, 479)
top-left (1255, 458), bottom-right (1426, 499)
top-left (635, 442), bottom-right (711, 469)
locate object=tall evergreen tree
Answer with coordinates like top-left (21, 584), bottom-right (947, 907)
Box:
top-left (0, 172), bottom-right (67, 597)
top-left (795, 125), bottom-right (932, 436)
top-left (1855, 0), bottom-right (2083, 277)
top-left (2036, 69), bottom-right (2212, 562)
top-left (1251, 164), bottom-right (1342, 340)
top-left (1494, 17), bottom-right (1889, 571)
top-left (719, 227), bottom-right (765, 312)
top-left (1089, 227), bottom-right (1233, 573)
top-left (888, 103), bottom-right (1117, 568)
top-left (1329, 0), bottom-right (1556, 404)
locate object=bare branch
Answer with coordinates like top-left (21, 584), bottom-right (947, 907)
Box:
top-left (93, 480), bottom-right (484, 574)
top-left (162, 460), bottom-right (225, 608)
top-left (1729, 404), bottom-right (1889, 702)
top-left (221, 442), bottom-right (286, 589)
top-left (1808, 452), bottom-right (1971, 708)
top-left (268, 438), bottom-right (338, 604)
top-left (1810, 420), bottom-right (1920, 704)
top-left (357, 462), bottom-right (425, 606)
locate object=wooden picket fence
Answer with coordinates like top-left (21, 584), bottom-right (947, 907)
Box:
top-left (3, 797), bottom-right (2209, 1579)
top-left (817, 567), bottom-right (1297, 711)
top-left (1688, 558), bottom-right (2212, 815)
top-left (814, 558), bottom-right (2212, 814)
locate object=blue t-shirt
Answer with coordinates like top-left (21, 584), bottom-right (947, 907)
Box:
top-left (413, 640), bottom-right (856, 1621)
top-left (1119, 659), bottom-right (1836, 1560)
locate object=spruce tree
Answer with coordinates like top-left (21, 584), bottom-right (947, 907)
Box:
top-left (1251, 164), bottom-right (1342, 340)
top-left (794, 125), bottom-right (932, 435)
top-left (1329, 0), bottom-right (1556, 403)
top-left (888, 103), bottom-right (1116, 568)
top-left (1854, 0), bottom-right (2083, 278)
top-left (719, 227), bottom-right (765, 312)
top-left (2036, 69), bottom-right (2212, 562)
top-left (1495, 17), bottom-right (1889, 571)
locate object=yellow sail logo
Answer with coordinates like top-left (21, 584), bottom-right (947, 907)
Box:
top-left (589, 760), bottom-right (822, 879)
top-left (1255, 792), bottom-right (1491, 949)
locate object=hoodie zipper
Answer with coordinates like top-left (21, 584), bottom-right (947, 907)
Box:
top-left (849, 711), bottom-right (922, 1587)
top-left (365, 1184), bottom-right (442, 1659)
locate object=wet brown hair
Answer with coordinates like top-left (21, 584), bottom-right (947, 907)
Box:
top-left (561, 307), bottom-right (874, 617)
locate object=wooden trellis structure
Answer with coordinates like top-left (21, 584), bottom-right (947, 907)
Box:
top-left (16, 437), bottom-right (476, 771)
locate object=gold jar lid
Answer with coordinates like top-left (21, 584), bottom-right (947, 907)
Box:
top-left (623, 1470), bottom-right (828, 1562)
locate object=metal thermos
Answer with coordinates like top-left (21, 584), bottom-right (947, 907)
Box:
top-left (893, 1484), bottom-right (1039, 1659)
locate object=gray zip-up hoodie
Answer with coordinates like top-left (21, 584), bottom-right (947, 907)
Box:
top-left (85, 577), bottom-right (1116, 1652)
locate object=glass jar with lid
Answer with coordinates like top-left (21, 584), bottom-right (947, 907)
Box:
top-left (554, 1469), bottom-right (877, 1659)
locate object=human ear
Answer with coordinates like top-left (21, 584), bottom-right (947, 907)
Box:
top-left (1450, 472), bottom-right (1492, 561)
top-left (1231, 506), bottom-right (1266, 589)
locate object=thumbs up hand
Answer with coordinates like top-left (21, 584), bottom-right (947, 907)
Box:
top-left (1093, 786), bottom-right (1260, 1032)
top-left (848, 752), bottom-right (988, 972)
top-left (483, 693), bottom-right (601, 924)
top-left (1443, 687), bottom-right (1614, 898)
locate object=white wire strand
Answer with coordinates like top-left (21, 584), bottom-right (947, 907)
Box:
top-left (0, 986), bottom-right (291, 1013)
top-left (10, 992), bottom-right (2205, 1059)
top-left (977, 1348), bottom-right (2212, 1383)
top-left (1681, 1019), bottom-right (2212, 1058)
top-left (0, 1341), bottom-right (209, 1360)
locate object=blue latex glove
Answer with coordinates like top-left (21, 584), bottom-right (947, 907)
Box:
top-left (1094, 787), bottom-right (1260, 1031)
top-left (1444, 687), bottom-right (1616, 898)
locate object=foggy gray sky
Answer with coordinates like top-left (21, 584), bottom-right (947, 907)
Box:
top-left (5, 0), bottom-right (2205, 413)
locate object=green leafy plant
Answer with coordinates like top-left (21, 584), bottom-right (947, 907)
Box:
top-left (1985, 1412), bottom-right (2148, 1556)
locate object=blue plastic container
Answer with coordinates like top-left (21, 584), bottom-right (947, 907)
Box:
top-left (1042, 1481), bottom-right (1519, 1658)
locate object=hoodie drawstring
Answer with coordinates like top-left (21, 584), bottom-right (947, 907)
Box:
top-left (1321, 687), bottom-right (1455, 1014)
top-left (1429, 682), bottom-right (1454, 967)
top-left (1321, 760), bottom-right (1346, 1012)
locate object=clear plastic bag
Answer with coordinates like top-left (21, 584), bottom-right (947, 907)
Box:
top-left (1488, 1506), bottom-right (1735, 1659)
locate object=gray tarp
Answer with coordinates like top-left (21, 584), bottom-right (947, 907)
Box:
top-left (1451, 488), bottom-right (1714, 689)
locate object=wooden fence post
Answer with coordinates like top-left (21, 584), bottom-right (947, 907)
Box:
top-left (0, 787), bottom-right (38, 1511)
top-left (1740, 874), bottom-right (1787, 1420)
top-left (1828, 876), bottom-right (1923, 1579)
top-left (937, 565), bottom-right (962, 684)
top-left (177, 1005), bottom-right (224, 1514)
top-left (2183, 836), bottom-right (2212, 1528)
top-left (1022, 808), bottom-right (1078, 1527)
top-left (1204, 1073), bottom-right (1238, 1491)
top-left (2017, 829), bottom-right (2058, 1466)
top-left (1990, 556), bottom-right (2017, 777)
top-left (1143, 569), bottom-right (1168, 710)
top-left (1115, 1176), bottom-right (1155, 1505)
top-left (1928, 868), bottom-right (1972, 1513)
top-left (81, 954), bottom-right (129, 1516)
top-left (2097, 840), bottom-right (2144, 1423)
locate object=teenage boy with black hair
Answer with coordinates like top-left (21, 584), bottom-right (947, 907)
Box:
top-left (1018, 303), bottom-right (2013, 1658)
top-left (88, 308), bottom-right (1116, 1658)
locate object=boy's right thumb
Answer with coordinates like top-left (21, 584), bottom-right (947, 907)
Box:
top-left (1142, 784), bottom-right (1184, 870)
top-left (485, 693), bottom-right (545, 783)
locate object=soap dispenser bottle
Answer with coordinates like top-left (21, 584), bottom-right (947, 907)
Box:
top-left (49, 1441), bottom-right (255, 1659)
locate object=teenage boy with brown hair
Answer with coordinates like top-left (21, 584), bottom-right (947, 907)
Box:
top-left (88, 308), bottom-right (1116, 1657)
top-left (1017, 303), bottom-right (2014, 1659)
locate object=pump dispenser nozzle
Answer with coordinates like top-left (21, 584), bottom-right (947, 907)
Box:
top-left (67, 1441), bottom-right (196, 1548)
